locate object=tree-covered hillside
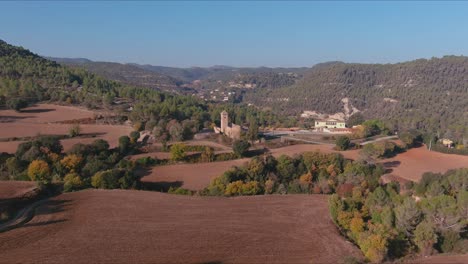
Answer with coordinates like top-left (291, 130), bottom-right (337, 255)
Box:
top-left (0, 40), bottom-right (287, 130)
top-left (243, 57), bottom-right (468, 138)
top-left (48, 57), bottom-right (183, 92)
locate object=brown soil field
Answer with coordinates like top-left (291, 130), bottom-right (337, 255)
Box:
top-left (142, 144), bottom-right (360, 190)
top-left (0, 181), bottom-right (37, 200)
top-left (383, 146), bottom-right (468, 182)
top-left (0, 103), bottom-right (94, 123)
top-left (407, 254), bottom-right (468, 263)
top-left (142, 159), bottom-right (250, 190)
top-left (0, 189), bottom-right (361, 264)
top-left (0, 104), bottom-right (132, 153)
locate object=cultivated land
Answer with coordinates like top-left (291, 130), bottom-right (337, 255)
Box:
top-left (0, 189), bottom-right (362, 264)
top-left (141, 144), bottom-right (360, 190)
top-left (383, 146), bottom-right (468, 182)
top-left (0, 181), bottom-right (36, 200)
top-left (142, 143), bottom-right (468, 190)
top-left (407, 254), bottom-right (468, 264)
top-left (0, 104), bottom-right (133, 153)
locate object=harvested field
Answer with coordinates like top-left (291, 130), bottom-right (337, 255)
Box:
top-left (0, 189), bottom-right (362, 263)
top-left (0, 181), bottom-right (37, 200)
top-left (142, 159), bottom-right (249, 190)
top-left (141, 144), bottom-right (359, 190)
top-left (382, 146), bottom-right (468, 182)
top-left (0, 103), bottom-right (94, 123)
top-left (407, 254), bottom-right (468, 263)
top-left (0, 104), bottom-right (132, 153)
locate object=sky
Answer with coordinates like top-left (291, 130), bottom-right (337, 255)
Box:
top-left (1, 1), bottom-right (468, 67)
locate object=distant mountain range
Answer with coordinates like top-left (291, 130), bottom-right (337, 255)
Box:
top-left (47, 57), bottom-right (308, 90)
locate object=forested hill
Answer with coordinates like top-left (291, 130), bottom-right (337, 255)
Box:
top-left (0, 40), bottom-right (287, 130)
top-left (47, 57), bottom-right (183, 92)
top-left (132, 64), bottom-right (308, 83)
top-left (243, 57), bottom-right (468, 137)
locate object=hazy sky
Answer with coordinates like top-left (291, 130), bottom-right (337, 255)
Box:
top-left (2, 1), bottom-right (468, 67)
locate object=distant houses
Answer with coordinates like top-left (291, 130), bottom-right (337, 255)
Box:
top-left (315, 119), bottom-right (346, 129)
top-left (313, 119), bottom-right (352, 133)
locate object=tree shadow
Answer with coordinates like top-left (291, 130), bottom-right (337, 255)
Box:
top-left (20, 108), bottom-right (55, 114)
top-left (244, 147), bottom-right (268, 157)
top-left (22, 219), bottom-right (68, 228)
top-left (141, 181), bottom-right (183, 192)
top-left (383, 160), bottom-right (401, 168)
top-left (33, 199), bottom-right (73, 217)
top-left (0, 115), bottom-right (35, 123)
top-left (77, 132), bottom-right (107, 138)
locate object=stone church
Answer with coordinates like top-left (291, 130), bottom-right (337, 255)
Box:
top-left (214, 110), bottom-right (241, 140)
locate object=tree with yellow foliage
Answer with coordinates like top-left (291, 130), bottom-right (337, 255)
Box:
top-left (60, 154), bottom-right (83, 172)
top-left (28, 160), bottom-right (51, 184)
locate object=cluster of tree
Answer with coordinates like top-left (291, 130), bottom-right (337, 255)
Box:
top-left (0, 134), bottom-right (141, 192)
top-left (203, 151), bottom-right (385, 197)
top-left (243, 57), bottom-right (468, 140)
top-left (329, 168), bottom-right (467, 262)
top-left (359, 141), bottom-right (403, 162)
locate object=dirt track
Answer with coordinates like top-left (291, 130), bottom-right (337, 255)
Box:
top-left (0, 189), bottom-right (362, 264)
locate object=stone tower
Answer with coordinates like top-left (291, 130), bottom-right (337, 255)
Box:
top-left (220, 110), bottom-right (228, 133)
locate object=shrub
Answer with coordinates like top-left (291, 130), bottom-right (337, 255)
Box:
top-left (6, 98), bottom-right (28, 112)
top-left (170, 143), bottom-right (186, 161)
top-left (91, 169), bottom-right (121, 189)
top-left (336, 136), bottom-right (351, 151)
top-left (68, 124), bottom-right (81, 137)
top-left (232, 140), bottom-right (250, 157)
top-left (168, 187), bottom-right (193, 195)
top-left (118, 136), bottom-right (131, 154)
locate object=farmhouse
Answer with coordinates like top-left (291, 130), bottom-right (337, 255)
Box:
top-left (214, 111), bottom-right (241, 140)
top-left (315, 119), bottom-right (346, 129)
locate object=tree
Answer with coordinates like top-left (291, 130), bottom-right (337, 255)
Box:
top-left (170, 143), bottom-right (186, 161)
top-left (347, 112), bottom-right (365, 127)
top-left (27, 160), bottom-right (51, 184)
top-left (6, 98), bottom-right (28, 112)
top-left (167, 120), bottom-right (183, 141)
top-left (118, 136), bottom-right (131, 154)
top-left (232, 140), bottom-right (250, 157)
top-left (394, 197), bottom-right (422, 236)
top-left (246, 119), bottom-right (259, 142)
top-left (336, 136), bottom-right (351, 151)
top-left (129, 131), bottom-right (140, 144)
top-left (200, 146), bottom-right (214, 162)
top-left (420, 195), bottom-right (462, 233)
top-left (414, 221), bottom-right (437, 256)
top-left (60, 154), bottom-right (83, 172)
